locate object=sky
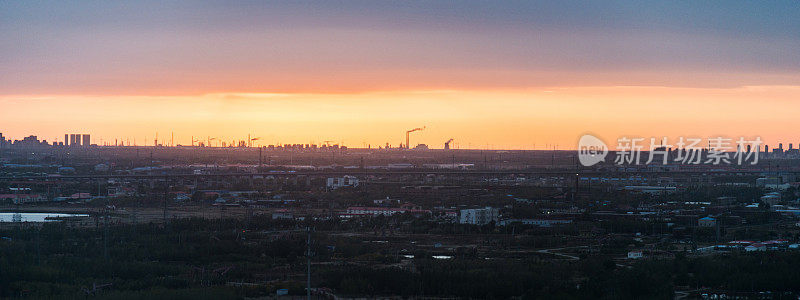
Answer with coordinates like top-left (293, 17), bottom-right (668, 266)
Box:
top-left (1, 1), bottom-right (799, 149)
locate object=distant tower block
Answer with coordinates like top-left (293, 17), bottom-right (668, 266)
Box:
top-left (82, 134), bottom-right (91, 146)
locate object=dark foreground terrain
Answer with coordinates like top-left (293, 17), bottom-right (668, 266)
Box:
top-left (2, 215), bottom-right (800, 299)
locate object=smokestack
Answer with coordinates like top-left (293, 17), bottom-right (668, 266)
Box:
top-left (405, 127), bottom-right (425, 149)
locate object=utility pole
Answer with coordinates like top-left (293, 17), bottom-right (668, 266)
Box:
top-left (103, 208), bottom-right (108, 260)
top-left (36, 227), bottom-right (41, 264)
top-left (163, 175), bottom-right (169, 226)
top-left (306, 227), bottom-right (312, 300)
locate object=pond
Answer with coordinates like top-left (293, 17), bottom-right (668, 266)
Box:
top-left (0, 212), bottom-right (89, 222)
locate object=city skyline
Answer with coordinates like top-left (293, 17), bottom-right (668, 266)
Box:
top-left (3, 86), bottom-right (800, 150)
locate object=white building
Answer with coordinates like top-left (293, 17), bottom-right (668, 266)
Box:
top-left (627, 250), bottom-right (643, 259)
top-left (459, 207), bottom-right (499, 225)
top-left (340, 206), bottom-right (431, 218)
top-left (421, 163), bottom-right (475, 170)
top-left (387, 163), bottom-right (414, 169)
top-left (623, 186), bottom-right (677, 194)
top-left (326, 176), bottom-right (359, 189)
top-left (272, 211), bottom-right (294, 220)
top-left (499, 219), bottom-right (572, 227)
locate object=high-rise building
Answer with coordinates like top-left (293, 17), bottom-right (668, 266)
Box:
top-left (70, 134), bottom-right (80, 146)
top-left (82, 134), bottom-right (90, 146)
top-left (65, 134), bottom-right (69, 146)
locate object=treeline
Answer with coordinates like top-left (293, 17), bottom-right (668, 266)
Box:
top-left (319, 252), bottom-right (800, 299)
top-left (3, 217), bottom-right (800, 299)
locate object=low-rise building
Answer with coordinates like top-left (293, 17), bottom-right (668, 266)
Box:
top-left (623, 186), bottom-right (677, 194)
top-left (340, 206), bottom-right (431, 218)
top-left (499, 219), bottom-right (572, 227)
top-left (0, 194), bottom-right (47, 204)
top-left (698, 216), bottom-right (716, 227)
top-left (627, 250), bottom-right (643, 259)
top-left (326, 176), bottom-right (359, 189)
top-left (761, 192), bottom-right (782, 205)
top-left (459, 207), bottom-right (499, 225)
top-left (745, 243), bottom-right (766, 252)
top-left (272, 210), bottom-right (294, 220)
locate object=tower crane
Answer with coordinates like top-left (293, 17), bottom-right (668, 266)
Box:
top-left (249, 136), bottom-right (260, 147)
top-left (444, 138), bottom-right (454, 150)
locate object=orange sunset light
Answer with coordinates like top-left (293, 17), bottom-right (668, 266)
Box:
top-left (2, 86), bottom-right (799, 149)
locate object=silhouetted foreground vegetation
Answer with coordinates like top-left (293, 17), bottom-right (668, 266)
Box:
top-left (1, 217), bottom-right (800, 299)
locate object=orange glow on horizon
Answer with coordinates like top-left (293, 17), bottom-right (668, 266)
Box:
top-left (2, 86), bottom-right (800, 150)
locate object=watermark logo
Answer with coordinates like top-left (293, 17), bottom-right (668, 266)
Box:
top-left (578, 134), bottom-right (608, 166)
top-left (577, 135), bottom-right (763, 166)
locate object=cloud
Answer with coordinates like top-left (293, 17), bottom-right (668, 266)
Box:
top-left (2, 1), bottom-right (799, 95)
